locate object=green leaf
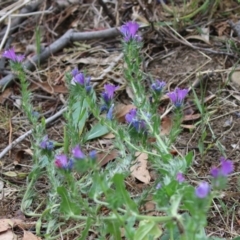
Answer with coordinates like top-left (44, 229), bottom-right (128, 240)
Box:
top-left (134, 220), bottom-right (162, 240)
top-left (185, 151), bottom-right (193, 167)
top-left (57, 186), bottom-right (81, 217)
top-left (78, 217), bottom-right (92, 240)
top-left (84, 122), bottom-right (109, 141)
top-left (104, 219), bottom-right (122, 240)
top-left (112, 174), bottom-right (138, 212)
top-left (72, 98), bottom-right (89, 134)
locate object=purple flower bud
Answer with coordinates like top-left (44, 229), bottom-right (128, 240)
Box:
top-left (210, 157), bottom-right (234, 178)
top-left (2, 48), bottom-right (25, 63)
top-left (89, 150), bottom-right (97, 160)
top-left (210, 166), bottom-right (219, 178)
top-left (195, 182), bottom-right (210, 198)
top-left (55, 154), bottom-right (74, 170)
top-left (120, 21), bottom-right (141, 42)
top-left (71, 68), bottom-right (79, 77)
top-left (176, 172), bottom-right (185, 183)
top-left (55, 154), bottom-right (68, 168)
top-left (102, 84), bottom-right (118, 104)
top-left (125, 108), bottom-right (137, 124)
top-left (167, 87), bottom-right (188, 107)
top-left (156, 183), bottom-right (161, 190)
top-left (72, 145), bottom-right (85, 159)
top-left (71, 70), bottom-right (91, 90)
top-left (151, 80), bottom-right (166, 93)
top-left (39, 135), bottom-right (54, 150)
top-left (220, 157), bottom-right (234, 176)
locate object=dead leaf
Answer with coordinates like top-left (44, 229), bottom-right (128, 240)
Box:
top-left (0, 88), bottom-right (12, 104)
top-left (103, 132), bottom-right (115, 139)
top-left (97, 150), bottom-right (119, 167)
top-left (125, 86), bottom-right (134, 100)
top-left (182, 113), bottom-right (201, 122)
top-left (160, 116), bottom-right (172, 136)
top-left (29, 81), bottom-right (68, 94)
top-left (180, 124), bottom-right (196, 130)
top-left (23, 231), bottom-right (42, 240)
top-left (230, 68), bottom-right (240, 86)
top-left (130, 152), bottom-right (150, 184)
top-left (0, 219), bottom-right (11, 233)
top-left (0, 230), bottom-right (17, 240)
top-left (114, 104), bottom-right (136, 123)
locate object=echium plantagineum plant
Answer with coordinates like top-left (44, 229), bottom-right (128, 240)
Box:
top-left (2, 22), bottom-right (235, 240)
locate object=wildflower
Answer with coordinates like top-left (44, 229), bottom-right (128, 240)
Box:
top-left (176, 172), bottom-right (185, 183)
top-left (210, 167), bottom-right (219, 178)
top-left (156, 183), bottom-right (161, 190)
top-left (151, 80), bottom-right (166, 93)
top-left (39, 135), bottom-right (54, 150)
top-left (125, 108), bottom-right (148, 132)
top-left (167, 87), bottom-right (188, 107)
top-left (71, 69), bottom-right (91, 91)
top-left (195, 182), bottom-right (210, 198)
top-left (220, 157), bottom-right (234, 176)
top-left (120, 21), bottom-right (141, 42)
top-left (210, 157), bottom-right (234, 178)
top-left (71, 68), bottom-right (79, 77)
top-left (55, 154), bottom-right (73, 170)
top-left (125, 108), bottom-right (137, 124)
top-left (72, 145), bottom-right (85, 159)
top-left (2, 47), bottom-right (25, 63)
top-left (89, 150), bottom-right (97, 160)
top-left (102, 84), bottom-right (118, 104)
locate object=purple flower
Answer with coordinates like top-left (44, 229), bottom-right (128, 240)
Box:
top-left (176, 172), bottom-right (185, 183)
top-left (102, 84), bottom-right (118, 104)
top-left (55, 154), bottom-right (68, 168)
top-left (210, 157), bottom-right (234, 178)
top-left (71, 70), bottom-right (91, 90)
top-left (2, 48), bottom-right (25, 63)
top-left (89, 150), bottom-right (97, 160)
top-left (167, 87), bottom-right (188, 107)
top-left (72, 145), bottom-right (85, 159)
top-left (71, 68), bottom-right (79, 77)
top-left (125, 108), bottom-right (148, 132)
top-left (151, 80), bottom-right (166, 93)
top-left (39, 135), bottom-right (54, 150)
top-left (210, 167), bottom-right (219, 178)
top-left (195, 182), bottom-right (210, 198)
top-left (125, 108), bottom-right (137, 124)
top-left (120, 21), bottom-right (141, 42)
top-left (220, 157), bottom-right (234, 176)
top-left (156, 183), bottom-right (161, 190)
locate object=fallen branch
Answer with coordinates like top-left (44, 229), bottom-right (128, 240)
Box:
top-left (0, 27), bottom-right (120, 87)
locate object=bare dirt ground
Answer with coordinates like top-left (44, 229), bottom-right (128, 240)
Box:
top-left (0, 0), bottom-right (240, 239)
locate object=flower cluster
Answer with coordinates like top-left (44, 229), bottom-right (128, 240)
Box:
top-left (167, 87), bottom-right (188, 108)
top-left (102, 84), bottom-right (118, 105)
top-left (151, 80), bottom-right (166, 93)
top-left (120, 21), bottom-right (141, 42)
top-left (39, 135), bottom-right (54, 150)
top-left (195, 182), bottom-right (210, 199)
top-left (71, 68), bottom-right (91, 92)
top-left (2, 47), bottom-right (25, 63)
top-left (55, 154), bottom-right (74, 170)
top-left (55, 145), bottom-right (96, 170)
top-left (210, 157), bottom-right (234, 178)
top-left (101, 84), bottom-right (118, 120)
top-left (195, 157), bottom-right (234, 198)
top-left (125, 108), bottom-right (149, 133)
